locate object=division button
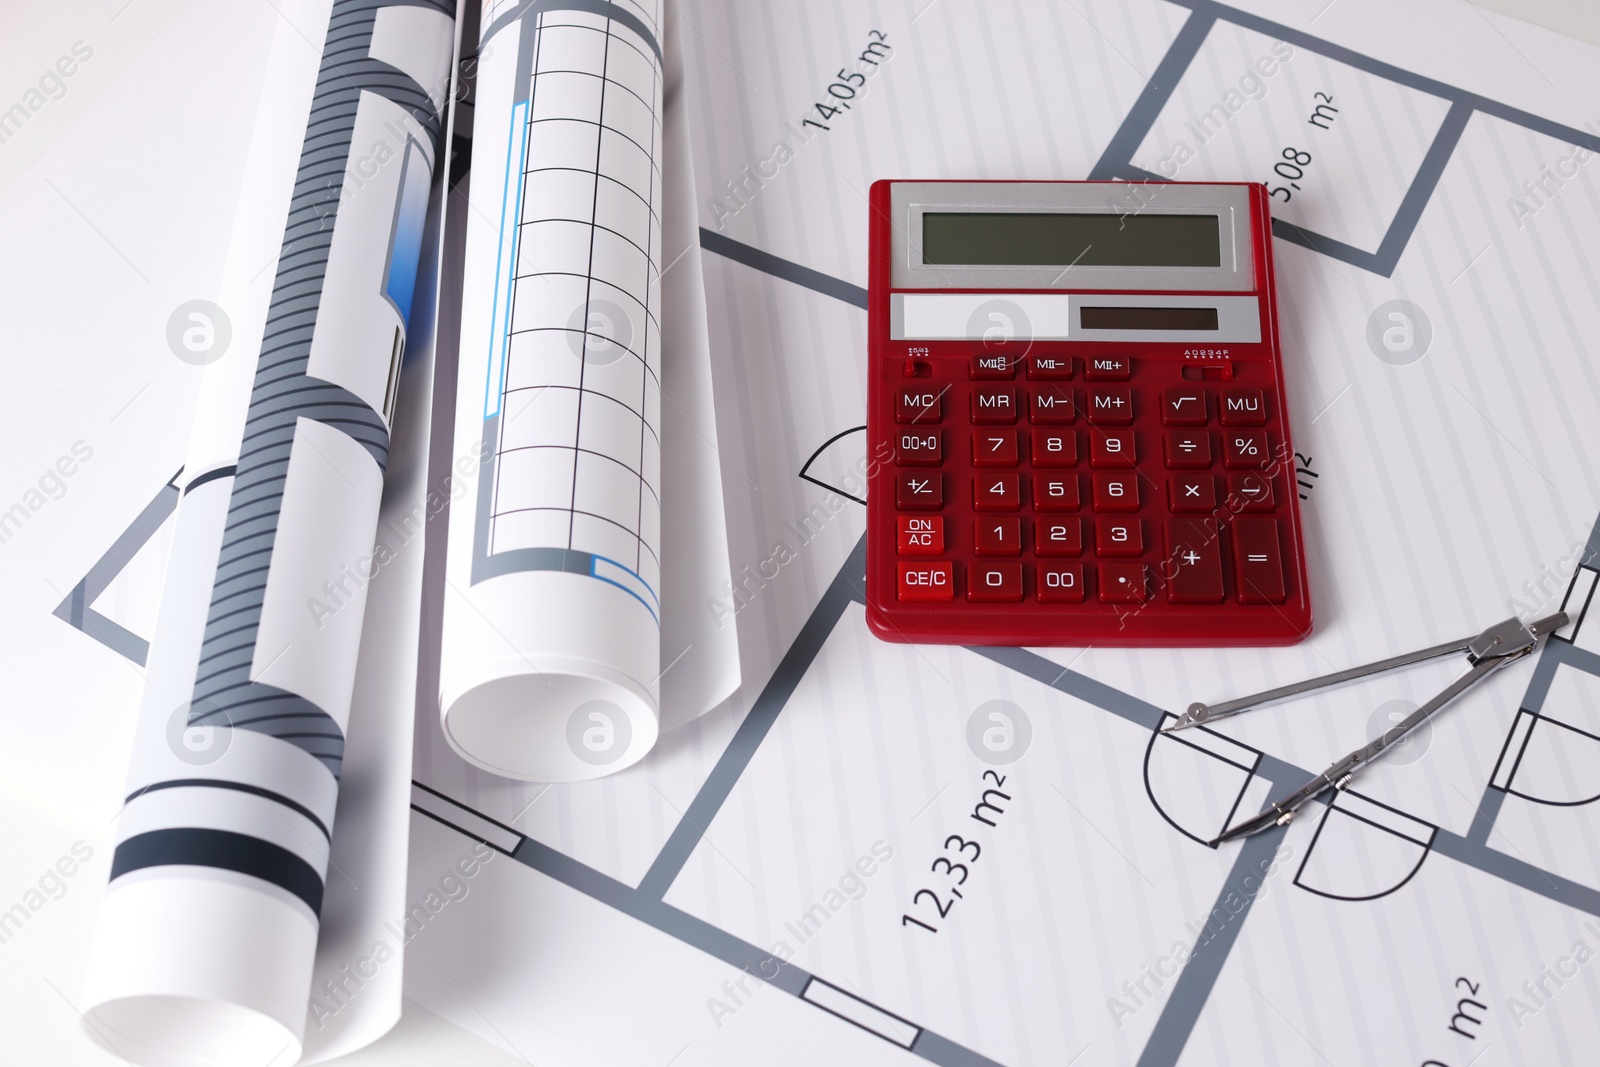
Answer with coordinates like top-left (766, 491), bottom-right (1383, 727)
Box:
top-left (899, 561), bottom-right (954, 602)
top-left (968, 562), bottom-right (1025, 602)
top-left (1037, 564), bottom-right (1086, 603)
top-left (896, 472), bottom-right (943, 510)
top-left (1163, 431), bottom-right (1213, 469)
top-left (1165, 518), bottom-right (1225, 604)
top-left (1097, 563), bottom-right (1148, 604)
top-left (1162, 388), bottom-right (1209, 426)
top-left (1232, 516), bottom-right (1287, 604)
top-left (897, 515), bottom-right (944, 556)
top-left (1168, 475), bottom-right (1217, 513)
top-left (1219, 389), bottom-right (1268, 426)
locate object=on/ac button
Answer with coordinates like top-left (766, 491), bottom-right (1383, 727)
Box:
top-left (898, 515), bottom-right (945, 555)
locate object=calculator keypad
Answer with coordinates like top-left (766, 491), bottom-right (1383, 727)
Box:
top-left (885, 354), bottom-right (1301, 620)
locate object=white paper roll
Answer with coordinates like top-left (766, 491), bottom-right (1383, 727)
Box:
top-left (441, 0), bottom-right (682, 781)
top-left (81, 1), bottom-right (456, 1063)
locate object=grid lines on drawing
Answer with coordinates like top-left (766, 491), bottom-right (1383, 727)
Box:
top-left (488, 6), bottom-right (664, 596)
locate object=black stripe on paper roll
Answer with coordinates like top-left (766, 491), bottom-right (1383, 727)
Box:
top-left (110, 829), bottom-right (324, 916)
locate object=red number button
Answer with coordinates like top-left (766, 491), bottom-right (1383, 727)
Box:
top-left (968, 562), bottom-right (1024, 602)
top-left (972, 431), bottom-right (1019, 467)
top-left (897, 515), bottom-right (944, 556)
top-left (1092, 474), bottom-right (1140, 512)
top-left (1037, 564), bottom-right (1085, 603)
top-left (974, 517), bottom-right (1022, 557)
top-left (1090, 429), bottom-right (1137, 468)
top-left (1035, 519), bottom-right (1082, 557)
top-left (1030, 429), bottom-right (1076, 468)
top-left (1033, 474), bottom-right (1080, 512)
top-left (898, 561), bottom-right (953, 601)
top-left (1095, 518), bottom-right (1143, 557)
top-left (974, 473), bottom-right (1020, 511)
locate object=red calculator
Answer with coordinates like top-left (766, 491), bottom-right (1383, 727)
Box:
top-left (865, 180), bottom-right (1312, 646)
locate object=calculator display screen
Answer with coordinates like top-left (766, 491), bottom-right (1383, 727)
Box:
top-left (1079, 305), bottom-right (1220, 331)
top-left (921, 212), bottom-right (1221, 268)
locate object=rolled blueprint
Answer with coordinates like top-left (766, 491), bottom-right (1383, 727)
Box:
top-left (442, 0), bottom-right (698, 780)
top-left (81, 1), bottom-right (454, 1063)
